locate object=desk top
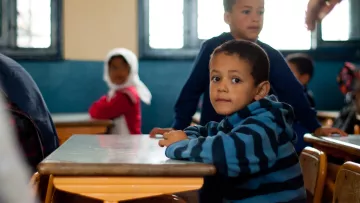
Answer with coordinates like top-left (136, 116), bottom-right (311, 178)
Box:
top-left (51, 113), bottom-right (113, 127)
top-left (304, 134), bottom-right (360, 157)
top-left (38, 135), bottom-right (216, 177)
top-left (316, 111), bottom-right (339, 119)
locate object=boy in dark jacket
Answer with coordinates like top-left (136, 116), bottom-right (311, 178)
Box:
top-left (150, 0), bottom-right (345, 140)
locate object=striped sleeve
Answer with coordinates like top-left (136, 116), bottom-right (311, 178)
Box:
top-left (165, 117), bottom-right (279, 177)
top-left (183, 121), bottom-right (219, 139)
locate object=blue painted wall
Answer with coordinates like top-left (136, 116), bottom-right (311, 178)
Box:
top-left (18, 59), bottom-right (348, 133)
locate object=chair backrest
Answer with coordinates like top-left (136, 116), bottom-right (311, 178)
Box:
top-left (333, 161), bottom-right (360, 203)
top-left (299, 147), bottom-right (327, 203)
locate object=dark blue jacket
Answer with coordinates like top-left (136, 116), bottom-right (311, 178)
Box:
top-left (0, 54), bottom-right (59, 156)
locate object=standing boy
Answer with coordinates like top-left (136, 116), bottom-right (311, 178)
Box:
top-left (151, 0), bottom-right (345, 139)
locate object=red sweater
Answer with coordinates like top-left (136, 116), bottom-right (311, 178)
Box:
top-left (89, 87), bottom-right (141, 134)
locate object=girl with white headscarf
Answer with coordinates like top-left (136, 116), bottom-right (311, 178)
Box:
top-left (89, 48), bottom-right (152, 134)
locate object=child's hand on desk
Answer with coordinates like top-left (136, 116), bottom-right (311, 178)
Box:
top-left (158, 130), bottom-right (188, 147)
top-left (314, 127), bottom-right (347, 136)
top-left (149, 127), bottom-right (173, 138)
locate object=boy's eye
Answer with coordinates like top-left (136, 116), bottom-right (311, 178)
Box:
top-left (242, 10), bottom-right (251, 14)
top-left (211, 76), bottom-right (220, 82)
top-left (231, 78), bottom-right (241, 83)
top-left (258, 10), bottom-right (264, 15)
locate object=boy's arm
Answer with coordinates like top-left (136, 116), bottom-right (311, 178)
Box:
top-left (172, 42), bottom-right (212, 130)
top-left (184, 122), bottom-right (219, 139)
top-left (269, 51), bottom-right (321, 132)
top-left (165, 119), bottom-right (279, 177)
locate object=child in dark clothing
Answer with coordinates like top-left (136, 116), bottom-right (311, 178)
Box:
top-left (333, 62), bottom-right (360, 134)
top-left (159, 40), bottom-right (306, 203)
top-left (286, 53), bottom-right (316, 108)
top-left (150, 0), bottom-right (345, 139)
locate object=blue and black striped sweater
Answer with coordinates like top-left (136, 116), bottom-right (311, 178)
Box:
top-left (165, 95), bottom-right (306, 203)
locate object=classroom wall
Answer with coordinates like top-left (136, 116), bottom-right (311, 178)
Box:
top-left (17, 0), bottom-right (349, 133)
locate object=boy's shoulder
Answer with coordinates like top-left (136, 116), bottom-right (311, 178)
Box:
top-left (231, 96), bottom-right (295, 128)
top-left (256, 40), bottom-right (284, 59)
top-left (203, 32), bottom-right (234, 49)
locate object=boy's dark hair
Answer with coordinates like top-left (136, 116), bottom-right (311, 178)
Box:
top-left (223, 0), bottom-right (236, 12)
top-left (211, 40), bottom-right (270, 85)
top-left (286, 53), bottom-right (314, 79)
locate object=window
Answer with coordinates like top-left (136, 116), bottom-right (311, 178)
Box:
top-left (321, 0), bottom-right (350, 41)
top-left (313, 0), bottom-right (360, 59)
top-left (139, 0), bottom-right (356, 59)
top-left (0, 0), bottom-right (62, 60)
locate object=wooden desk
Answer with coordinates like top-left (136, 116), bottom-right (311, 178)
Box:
top-left (304, 134), bottom-right (360, 200)
top-left (317, 111), bottom-right (339, 120)
top-left (38, 135), bottom-right (215, 203)
top-left (52, 113), bottom-right (113, 145)
top-left (304, 134), bottom-right (360, 160)
top-left (317, 111), bottom-right (339, 126)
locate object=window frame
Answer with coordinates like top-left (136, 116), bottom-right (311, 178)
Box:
top-left (139, 0), bottom-right (360, 61)
top-left (139, 0), bottom-right (201, 59)
top-left (0, 0), bottom-right (9, 46)
top-left (0, 0), bottom-right (63, 60)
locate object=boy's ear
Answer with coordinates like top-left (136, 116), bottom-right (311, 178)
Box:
top-left (224, 12), bottom-right (231, 25)
top-left (254, 81), bottom-right (270, 101)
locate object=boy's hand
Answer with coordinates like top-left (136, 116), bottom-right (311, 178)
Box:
top-left (149, 127), bottom-right (173, 138)
top-left (314, 127), bottom-right (347, 136)
top-left (159, 130), bottom-right (188, 147)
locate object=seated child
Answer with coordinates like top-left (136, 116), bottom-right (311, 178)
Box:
top-left (333, 62), bottom-right (360, 134)
top-left (159, 40), bottom-right (306, 203)
top-left (286, 53), bottom-right (316, 108)
top-left (89, 48), bottom-right (152, 134)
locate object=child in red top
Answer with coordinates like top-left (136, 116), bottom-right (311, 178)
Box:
top-left (89, 48), bottom-right (152, 134)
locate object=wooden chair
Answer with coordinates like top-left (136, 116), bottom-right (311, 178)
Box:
top-left (333, 161), bottom-right (360, 203)
top-left (299, 147), bottom-right (327, 203)
top-left (30, 172), bottom-right (40, 196)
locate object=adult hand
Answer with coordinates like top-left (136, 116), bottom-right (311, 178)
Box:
top-left (305, 0), bottom-right (342, 31)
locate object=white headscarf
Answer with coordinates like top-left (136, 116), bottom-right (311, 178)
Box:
top-left (103, 48), bottom-right (152, 105)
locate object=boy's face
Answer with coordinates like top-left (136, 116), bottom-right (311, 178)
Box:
top-left (287, 62), bottom-right (310, 85)
top-left (209, 53), bottom-right (269, 115)
top-left (224, 0), bottom-right (264, 41)
top-left (108, 56), bottom-right (130, 85)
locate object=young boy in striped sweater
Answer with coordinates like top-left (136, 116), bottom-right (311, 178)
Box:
top-left (159, 40), bottom-right (306, 203)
